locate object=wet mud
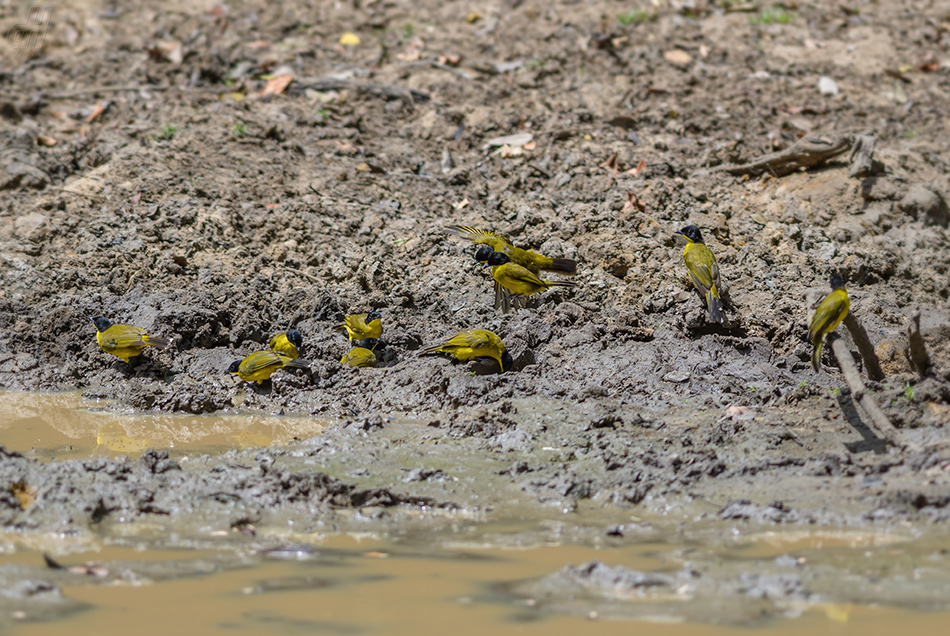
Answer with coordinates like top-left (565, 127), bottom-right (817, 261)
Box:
top-left (1, 0), bottom-right (950, 627)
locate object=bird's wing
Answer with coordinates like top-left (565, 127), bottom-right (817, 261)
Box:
top-left (106, 328), bottom-right (149, 350)
top-left (458, 330), bottom-right (494, 349)
top-left (809, 295), bottom-right (848, 341)
top-left (242, 352), bottom-right (284, 374)
top-left (443, 225), bottom-right (513, 250)
top-left (688, 261), bottom-right (713, 295)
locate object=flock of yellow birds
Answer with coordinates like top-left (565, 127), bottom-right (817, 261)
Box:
top-left (90, 223), bottom-right (850, 382)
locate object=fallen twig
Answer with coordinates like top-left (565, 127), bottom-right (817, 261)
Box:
top-left (905, 309), bottom-right (932, 376)
top-left (46, 85), bottom-right (168, 99)
top-left (289, 79), bottom-right (430, 104)
top-left (399, 58), bottom-right (473, 80)
top-left (848, 133), bottom-right (878, 178)
top-left (719, 134), bottom-right (854, 177)
top-left (829, 334), bottom-right (914, 450)
top-left (843, 313), bottom-right (885, 382)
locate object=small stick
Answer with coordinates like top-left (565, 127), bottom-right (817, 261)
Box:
top-left (289, 79), bottom-right (430, 104)
top-left (829, 334), bottom-right (914, 450)
top-left (842, 313), bottom-right (885, 381)
top-left (905, 309), bottom-right (931, 376)
top-left (848, 133), bottom-right (877, 178)
top-left (46, 85), bottom-right (168, 99)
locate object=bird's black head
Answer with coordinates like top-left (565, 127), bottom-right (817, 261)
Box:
top-left (474, 245), bottom-right (494, 263)
top-left (501, 351), bottom-right (514, 372)
top-left (675, 225), bottom-right (704, 244)
top-left (829, 272), bottom-right (846, 290)
top-left (286, 329), bottom-right (303, 349)
top-left (227, 360), bottom-right (241, 374)
top-left (366, 311), bottom-right (382, 323)
top-left (487, 251), bottom-right (510, 266)
top-left (89, 316), bottom-right (112, 333)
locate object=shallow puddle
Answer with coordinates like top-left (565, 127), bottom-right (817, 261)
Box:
top-left (2, 394), bottom-right (950, 633)
top-left (0, 391), bottom-right (328, 458)
top-left (2, 536), bottom-right (950, 636)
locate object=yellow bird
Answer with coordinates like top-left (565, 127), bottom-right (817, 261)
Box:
top-left (228, 351), bottom-right (310, 384)
top-left (674, 225), bottom-right (725, 324)
top-left (333, 311), bottom-right (383, 342)
top-left (445, 225), bottom-right (576, 275)
top-left (809, 273), bottom-right (850, 372)
top-left (89, 317), bottom-right (172, 363)
top-left (341, 344), bottom-right (378, 368)
top-left (421, 329), bottom-right (512, 373)
top-left (268, 329), bottom-right (303, 359)
top-left (487, 251), bottom-right (577, 312)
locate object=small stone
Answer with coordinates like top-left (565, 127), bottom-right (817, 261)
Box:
top-left (818, 76), bottom-right (839, 96)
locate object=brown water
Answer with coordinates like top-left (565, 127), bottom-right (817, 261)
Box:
top-left (3, 394), bottom-right (950, 634)
top-left (3, 537), bottom-right (949, 636)
top-left (0, 391), bottom-right (329, 457)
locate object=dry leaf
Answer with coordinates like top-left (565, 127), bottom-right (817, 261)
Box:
top-left (484, 133), bottom-right (534, 148)
top-left (86, 102), bottom-right (105, 123)
top-left (36, 135), bottom-right (57, 146)
top-left (453, 198), bottom-right (469, 210)
top-left (355, 162), bottom-right (385, 174)
top-left (494, 144), bottom-right (524, 158)
top-left (599, 152), bottom-right (621, 175)
top-left (620, 191), bottom-right (646, 214)
top-left (523, 141), bottom-right (536, 151)
top-left (624, 158), bottom-right (647, 177)
top-left (218, 92), bottom-right (245, 102)
top-left (265, 203), bottom-right (282, 209)
top-left (256, 73), bottom-right (293, 97)
top-left (725, 405), bottom-right (757, 421)
top-left (339, 32), bottom-right (360, 46)
top-left (11, 482), bottom-right (35, 509)
top-left (664, 49), bottom-right (692, 65)
top-left (437, 54), bottom-right (461, 66)
top-left (364, 551), bottom-right (389, 558)
top-left (466, 12), bottom-right (482, 23)
top-left (148, 40), bottom-right (183, 64)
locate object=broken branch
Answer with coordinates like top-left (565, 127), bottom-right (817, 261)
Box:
top-left (719, 134), bottom-right (854, 177)
top-left (843, 313), bottom-right (886, 382)
top-left (289, 79), bottom-right (430, 104)
top-left (905, 309), bottom-right (932, 376)
top-left (829, 334), bottom-right (914, 451)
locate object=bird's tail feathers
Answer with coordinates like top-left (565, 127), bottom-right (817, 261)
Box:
top-left (548, 258), bottom-right (577, 275)
top-left (811, 343), bottom-right (822, 372)
top-left (706, 290), bottom-right (725, 324)
top-left (144, 335), bottom-right (172, 350)
top-left (548, 280), bottom-right (578, 288)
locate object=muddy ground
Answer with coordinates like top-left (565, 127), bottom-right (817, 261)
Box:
top-left (1, 0), bottom-right (950, 625)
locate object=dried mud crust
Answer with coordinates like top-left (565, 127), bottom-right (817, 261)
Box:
top-left (1, 0), bottom-right (950, 528)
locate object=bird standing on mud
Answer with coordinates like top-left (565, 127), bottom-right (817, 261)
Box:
top-left (89, 317), bottom-right (172, 363)
top-left (333, 312), bottom-right (383, 342)
top-left (674, 225), bottom-right (725, 324)
top-left (268, 329), bottom-right (303, 359)
top-left (487, 251), bottom-right (577, 312)
top-left (421, 329), bottom-right (512, 373)
top-left (341, 339), bottom-right (378, 368)
top-left (445, 224), bottom-right (577, 275)
top-left (228, 351), bottom-right (310, 384)
top-left (809, 273), bottom-right (850, 372)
